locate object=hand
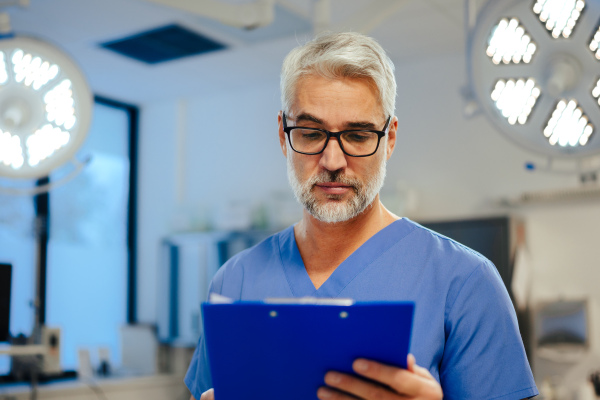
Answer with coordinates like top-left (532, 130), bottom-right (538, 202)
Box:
top-left (317, 354), bottom-right (443, 400)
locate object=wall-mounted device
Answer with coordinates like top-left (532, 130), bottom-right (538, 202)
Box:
top-left (533, 298), bottom-right (589, 371)
top-left (536, 299), bottom-right (588, 349)
top-left (157, 230), bottom-right (271, 346)
top-left (41, 326), bottom-right (61, 374)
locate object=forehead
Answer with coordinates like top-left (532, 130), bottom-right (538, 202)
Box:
top-left (291, 75), bottom-right (384, 123)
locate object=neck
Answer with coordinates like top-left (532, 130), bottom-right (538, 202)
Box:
top-left (294, 195), bottom-right (400, 268)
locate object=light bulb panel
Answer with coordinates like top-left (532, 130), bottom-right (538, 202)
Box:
top-left (533, 0), bottom-right (585, 39)
top-left (544, 100), bottom-right (594, 147)
top-left (590, 23), bottom-right (600, 60)
top-left (0, 130), bottom-right (24, 169)
top-left (487, 18), bottom-right (537, 64)
top-left (593, 78), bottom-right (600, 106)
top-left (0, 52), bottom-right (8, 85)
top-left (491, 78), bottom-right (541, 125)
top-left (0, 36), bottom-right (92, 179)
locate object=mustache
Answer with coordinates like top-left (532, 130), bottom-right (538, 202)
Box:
top-left (308, 170), bottom-right (361, 191)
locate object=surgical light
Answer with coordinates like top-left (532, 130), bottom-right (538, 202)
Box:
top-left (492, 79), bottom-right (541, 125)
top-left (468, 0), bottom-right (600, 159)
top-left (487, 18), bottom-right (536, 64)
top-left (533, 0), bottom-right (585, 39)
top-left (0, 36), bottom-right (91, 180)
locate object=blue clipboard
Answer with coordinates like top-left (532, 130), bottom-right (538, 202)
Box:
top-left (202, 299), bottom-right (414, 400)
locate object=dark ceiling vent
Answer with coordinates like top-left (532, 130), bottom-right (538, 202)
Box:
top-left (101, 24), bottom-right (226, 64)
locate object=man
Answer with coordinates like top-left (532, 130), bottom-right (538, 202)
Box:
top-left (185, 32), bottom-right (538, 400)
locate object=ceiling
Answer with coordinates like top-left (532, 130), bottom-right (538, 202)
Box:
top-left (6, 0), bottom-right (467, 104)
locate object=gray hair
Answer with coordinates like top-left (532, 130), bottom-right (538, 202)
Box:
top-left (280, 32), bottom-right (396, 118)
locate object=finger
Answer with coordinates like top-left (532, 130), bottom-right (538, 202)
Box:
top-left (323, 371), bottom-right (407, 400)
top-left (317, 386), bottom-right (360, 400)
top-left (407, 354), bottom-right (416, 373)
top-left (352, 359), bottom-right (435, 397)
top-left (199, 388), bottom-right (214, 400)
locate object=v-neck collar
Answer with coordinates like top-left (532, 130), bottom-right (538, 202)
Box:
top-left (278, 218), bottom-right (416, 298)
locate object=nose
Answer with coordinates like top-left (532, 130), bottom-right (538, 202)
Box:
top-left (318, 136), bottom-right (347, 172)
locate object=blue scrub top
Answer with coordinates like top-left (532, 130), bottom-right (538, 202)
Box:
top-left (185, 218), bottom-right (538, 400)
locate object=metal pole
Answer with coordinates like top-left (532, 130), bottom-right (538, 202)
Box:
top-left (29, 177), bottom-right (50, 400)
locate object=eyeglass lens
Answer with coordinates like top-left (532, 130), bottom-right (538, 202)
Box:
top-left (289, 128), bottom-right (379, 156)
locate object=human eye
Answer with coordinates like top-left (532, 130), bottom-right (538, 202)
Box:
top-left (344, 131), bottom-right (375, 143)
top-left (297, 129), bottom-right (325, 141)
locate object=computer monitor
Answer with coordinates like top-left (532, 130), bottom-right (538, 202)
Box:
top-left (0, 263), bottom-right (11, 342)
top-left (421, 217), bottom-right (511, 295)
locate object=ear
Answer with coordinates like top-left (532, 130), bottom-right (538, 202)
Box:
top-left (385, 116), bottom-right (398, 161)
top-left (278, 111), bottom-right (288, 158)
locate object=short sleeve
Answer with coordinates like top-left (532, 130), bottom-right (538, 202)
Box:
top-left (440, 261), bottom-right (538, 399)
top-left (184, 334), bottom-right (212, 399)
top-left (184, 276), bottom-right (224, 399)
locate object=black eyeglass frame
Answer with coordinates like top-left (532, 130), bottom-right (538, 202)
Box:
top-left (282, 112), bottom-right (391, 157)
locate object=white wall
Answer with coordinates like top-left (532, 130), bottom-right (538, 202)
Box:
top-left (135, 49), bottom-right (600, 378)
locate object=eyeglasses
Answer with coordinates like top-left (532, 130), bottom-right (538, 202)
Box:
top-left (282, 113), bottom-right (391, 157)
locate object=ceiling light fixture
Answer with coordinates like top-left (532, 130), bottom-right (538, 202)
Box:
top-left (0, 35), bottom-right (92, 180)
top-left (467, 0), bottom-right (600, 159)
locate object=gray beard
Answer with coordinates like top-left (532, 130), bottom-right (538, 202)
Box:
top-left (286, 150), bottom-right (387, 223)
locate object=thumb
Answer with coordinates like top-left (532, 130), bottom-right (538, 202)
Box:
top-left (407, 353), bottom-right (416, 373)
top-left (407, 354), bottom-right (435, 380)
